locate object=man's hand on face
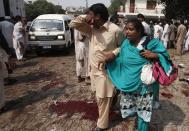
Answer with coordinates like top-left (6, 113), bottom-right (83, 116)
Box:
top-left (86, 13), bottom-right (94, 25)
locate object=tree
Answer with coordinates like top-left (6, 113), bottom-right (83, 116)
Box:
top-left (108, 0), bottom-right (127, 15)
top-left (160, 0), bottom-right (189, 19)
top-left (25, 0), bottom-right (65, 21)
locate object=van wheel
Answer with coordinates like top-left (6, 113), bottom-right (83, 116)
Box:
top-left (36, 50), bottom-right (42, 56)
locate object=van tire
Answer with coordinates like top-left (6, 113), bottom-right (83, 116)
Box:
top-left (36, 50), bottom-right (42, 56)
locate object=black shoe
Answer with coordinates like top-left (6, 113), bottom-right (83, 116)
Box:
top-left (4, 78), bottom-right (17, 85)
top-left (77, 76), bottom-right (85, 83)
top-left (92, 127), bottom-right (107, 131)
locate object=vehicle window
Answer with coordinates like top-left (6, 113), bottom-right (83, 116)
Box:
top-left (30, 19), bottom-right (63, 32)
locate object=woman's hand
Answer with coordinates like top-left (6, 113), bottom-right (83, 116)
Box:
top-left (104, 52), bottom-right (116, 62)
top-left (140, 50), bottom-right (158, 60)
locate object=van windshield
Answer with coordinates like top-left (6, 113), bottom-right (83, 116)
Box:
top-left (30, 19), bottom-right (63, 32)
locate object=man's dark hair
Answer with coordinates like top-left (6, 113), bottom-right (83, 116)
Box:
top-left (15, 15), bottom-right (22, 22)
top-left (137, 13), bottom-right (145, 19)
top-left (180, 19), bottom-right (184, 24)
top-left (110, 15), bottom-right (119, 24)
top-left (89, 3), bottom-right (109, 22)
top-left (127, 18), bottom-right (145, 37)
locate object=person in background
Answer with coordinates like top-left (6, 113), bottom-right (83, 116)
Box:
top-left (162, 20), bottom-right (170, 49)
top-left (13, 16), bottom-right (26, 61)
top-left (149, 21), bottom-right (154, 37)
top-left (0, 16), bottom-right (14, 55)
top-left (154, 22), bottom-right (163, 40)
top-left (184, 29), bottom-right (189, 52)
top-left (175, 19), bottom-right (187, 56)
top-left (169, 21), bottom-right (177, 48)
top-left (109, 14), bottom-right (119, 25)
top-left (74, 29), bottom-right (90, 83)
top-left (22, 17), bottom-right (28, 52)
top-left (70, 3), bottom-right (124, 131)
top-left (137, 13), bottom-right (151, 35)
top-left (0, 16), bottom-right (15, 73)
top-left (0, 30), bottom-right (15, 85)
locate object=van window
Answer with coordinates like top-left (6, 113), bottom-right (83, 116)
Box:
top-left (31, 19), bottom-right (63, 32)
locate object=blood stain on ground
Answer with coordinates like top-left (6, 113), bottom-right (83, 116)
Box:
top-left (42, 80), bottom-right (65, 91)
top-left (181, 89), bottom-right (189, 97)
top-left (50, 100), bottom-right (118, 121)
top-left (161, 92), bottom-right (174, 99)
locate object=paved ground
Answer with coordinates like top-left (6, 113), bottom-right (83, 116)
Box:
top-left (0, 48), bottom-right (189, 131)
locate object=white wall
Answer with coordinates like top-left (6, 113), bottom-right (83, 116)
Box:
top-left (135, 0), bottom-right (147, 9)
top-left (125, 0), bottom-right (130, 13)
top-left (9, 0), bottom-right (25, 17)
top-left (0, 0), bottom-right (5, 17)
top-left (124, 0), bottom-right (164, 15)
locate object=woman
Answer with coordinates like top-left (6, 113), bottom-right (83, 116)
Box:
top-left (102, 18), bottom-right (172, 131)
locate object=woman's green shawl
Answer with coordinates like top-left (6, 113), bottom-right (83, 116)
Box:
top-left (106, 38), bottom-right (171, 92)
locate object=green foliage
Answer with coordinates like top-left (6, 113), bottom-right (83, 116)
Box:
top-left (160, 0), bottom-right (189, 19)
top-left (108, 0), bottom-right (127, 15)
top-left (25, 0), bottom-right (65, 21)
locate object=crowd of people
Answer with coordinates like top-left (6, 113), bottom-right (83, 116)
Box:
top-left (0, 15), bottom-right (27, 110)
top-left (137, 15), bottom-right (189, 56)
top-left (0, 3), bottom-right (188, 131)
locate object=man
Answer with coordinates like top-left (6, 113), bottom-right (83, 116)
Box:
top-left (0, 17), bottom-right (14, 54)
top-left (162, 20), bottom-right (170, 49)
top-left (74, 29), bottom-right (90, 83)
top-left (175, 19), bottom-right (187, 56)
top-left (70, 3), bottom-right (124, 131)
top-left (154, 22), bottom-right (163, 40)
top-left (0, 35), bottom-right (6, 110)
top-left (137, 13), bottom-right (151, 35)
top-left (0, 17), bottom-right (15, 82)
top-left (169, 21), bottom-right (177, 48)
top-left (13, 16), bottom-right (26, 61)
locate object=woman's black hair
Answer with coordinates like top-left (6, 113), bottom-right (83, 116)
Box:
top-left (127, 18), bottom-right (146, 37)
top-left (89, 3), bottom-right (109, 22)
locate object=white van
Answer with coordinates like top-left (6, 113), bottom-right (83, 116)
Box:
top-left (28, 14), bottom-right (74, 51)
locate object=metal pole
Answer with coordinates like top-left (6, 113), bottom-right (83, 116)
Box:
top-left (85, 0), bottom-right (88, 8)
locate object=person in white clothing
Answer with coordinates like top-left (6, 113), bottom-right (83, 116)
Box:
top-left (184, 29), bottom-right (189, 51)
top-left (154, 22), bottom-right (163, 40)
top-left (162, 20), bottom-right (170, 48)
top-left (137, 13), bottom-right (151, 35)
top-left (74, 29), bottom-right (89, 83)
top-left (13, 16), bottom-right (26, 61)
